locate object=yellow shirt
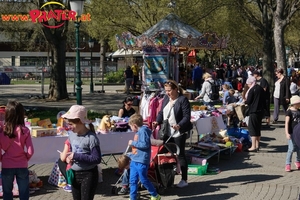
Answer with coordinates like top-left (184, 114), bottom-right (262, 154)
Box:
top-left (131, 65), bottom-right (140, 76)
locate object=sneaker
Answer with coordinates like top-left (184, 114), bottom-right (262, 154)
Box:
top-left (176, 180), bottom-right (188, 188)
top-left (63, 184), bottom-right (72, 193)
top-left (285, 164), bottom-right (291, 172)
top-left (118, 187), bottom-right (129, 195)
top-left (150, 194), bottom-right (161, 200)
top-left (295, 162), bottom-right (300, 170)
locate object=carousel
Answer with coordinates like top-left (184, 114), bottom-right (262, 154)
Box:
top-left (115, 13), bottom-right (228, 89)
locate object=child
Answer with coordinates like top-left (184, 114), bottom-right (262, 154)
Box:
top-left (58, 139), bottom-right (72, 193)
top-left (61, 105), bottom-right (102, 200)
top-left (284, 96), bottom-right (300, 172)
top-left (0, 101), bottom-right (34, 200)
top-left (127, 114), bottom-right (161, 200)
top-left (117, 155), bottom-right (131, 195)
top-left (225, 89), bottom-right (237, 105)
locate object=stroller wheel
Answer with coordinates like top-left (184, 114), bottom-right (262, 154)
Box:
top-left (111, 186), bottom-right (118, 195)
top-left (157, 186), bottom-right (165, 195)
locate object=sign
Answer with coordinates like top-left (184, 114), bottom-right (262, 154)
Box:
top-left (1, 1), bottom-right (91, 28)
top-left (143, 55), bottom-right (169, 84)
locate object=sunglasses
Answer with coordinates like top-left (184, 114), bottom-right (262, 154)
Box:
top-left (127, 103), bottom-right (133, 106)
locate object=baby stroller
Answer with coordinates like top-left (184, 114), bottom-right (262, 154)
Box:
top-left (148, 141), bottom-right (180, 194)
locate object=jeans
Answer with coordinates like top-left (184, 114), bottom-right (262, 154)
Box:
top-left (125, 78), bottom-right (133, 94)
top-left (129, 161), bottom-right (157, 200)
top-left (286, 137), bottom-right (300, 165)
top-left (273, 97), bottom-right (288, 121)
top-left (2, 168), bottom-right (29, 200)
top-left (121, 169), bottom-right (130, 186)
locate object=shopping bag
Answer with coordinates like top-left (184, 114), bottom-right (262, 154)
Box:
top-left (48, 159), bottom-right (67, 187)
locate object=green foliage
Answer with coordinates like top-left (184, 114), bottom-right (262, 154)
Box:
top-left (105, 69), bottom-right (125, 83)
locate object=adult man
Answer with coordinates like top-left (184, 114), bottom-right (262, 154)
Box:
top-left (253, 70), bottom-right (270, 126)
top-left (192, 62), bottom-right (203, 91)
top-left (131, 62), bottom-right (140, 90)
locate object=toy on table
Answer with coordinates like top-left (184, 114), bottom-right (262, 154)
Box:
top-left (97, 115), bottom-right (112, 134)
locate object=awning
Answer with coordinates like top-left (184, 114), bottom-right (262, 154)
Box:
top-left (111, 49), bottom-right (143, 58)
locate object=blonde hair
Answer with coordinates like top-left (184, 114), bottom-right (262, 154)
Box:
top-left (128, 114), bottom-right (144, 127)
top-left (164, 79), bottom-right (183, 94)
top-left (202, 72), bottom-right (212, 80)
top-left (117, 154), bottom-right (131, 170)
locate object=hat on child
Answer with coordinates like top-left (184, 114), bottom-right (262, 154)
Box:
top-left (290, 96), bottom-right (300, 105)
top-left (61, 105), bottom-right (90, 124)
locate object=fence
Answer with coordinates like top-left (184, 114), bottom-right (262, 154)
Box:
top-left (0, 61), bottom-right (120, 81)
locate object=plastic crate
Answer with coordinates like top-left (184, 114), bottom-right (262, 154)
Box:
top-left (187, 163), bottom-right (208, 176)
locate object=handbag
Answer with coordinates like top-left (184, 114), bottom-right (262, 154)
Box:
top-left (48, 159), bottom-right (67, 187)
top-left (159, 104), bottom-right (174, 140)
top-left (243, 106), bottom-right (250, 116)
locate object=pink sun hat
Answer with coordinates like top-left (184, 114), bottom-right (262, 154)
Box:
top-left (61, 105), bottom-right (90, 124)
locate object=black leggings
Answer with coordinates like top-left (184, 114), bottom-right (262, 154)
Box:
top-left (72, 166), bottom-right (98, 200)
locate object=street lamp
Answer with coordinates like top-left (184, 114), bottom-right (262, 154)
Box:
top-left (88, 38), bottom-right (94, 93)
top-left (70, 0), bottom-right (85, 105)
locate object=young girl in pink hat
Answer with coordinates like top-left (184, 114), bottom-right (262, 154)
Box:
top-left (61, 105), bottom-right (101, 200)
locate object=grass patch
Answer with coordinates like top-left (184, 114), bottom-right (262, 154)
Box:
top-left (25, 107), bottom-right (106, 123)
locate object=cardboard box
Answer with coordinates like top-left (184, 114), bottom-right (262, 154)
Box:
top-left (234, 105), bottom-right (246, 121)
top-left (31, 128), bottom-right (57, 137)
top-left (188, 164), bottom-right (208, 175)
top-left (27, 118), bottom-right (40, 126)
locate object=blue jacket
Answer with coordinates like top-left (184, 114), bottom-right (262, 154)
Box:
top-left (130, 126), bottom-right (152, 165)
top-left (156, 95), bottom-right (193, 133)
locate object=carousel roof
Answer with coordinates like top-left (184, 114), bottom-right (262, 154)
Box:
top-left (143, 13), bottom-right (202, 38)
top-left (115, 14), bottom-right (228, 50)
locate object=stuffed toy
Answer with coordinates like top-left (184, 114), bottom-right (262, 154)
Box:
top-left (29, 170), bottom-right (43, 188)
top-left (97, 115), bottom-right (112, 134)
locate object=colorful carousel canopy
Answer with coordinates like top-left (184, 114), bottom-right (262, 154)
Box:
top-left (116, 13), bottom-right (228, 51)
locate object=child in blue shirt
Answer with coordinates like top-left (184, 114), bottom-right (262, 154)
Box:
top-left (127, 114), bottom-right (160, 200)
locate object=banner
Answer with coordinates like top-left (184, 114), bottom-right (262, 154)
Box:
top-left (144, 55), bottom-right (168, 84)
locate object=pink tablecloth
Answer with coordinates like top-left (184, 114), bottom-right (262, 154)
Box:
top-left (29, 131), bottom-right (135, 165)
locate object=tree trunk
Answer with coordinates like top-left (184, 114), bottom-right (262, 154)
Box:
top-left (48, 40), bottom-right (68, 101)
top-left (274, 22), bottom-right (286, 73)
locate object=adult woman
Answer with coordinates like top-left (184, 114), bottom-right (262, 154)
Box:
top-left (273, 68), bottom-right (291, 123)
top-left (194, 72), bottom-right (214, 106)
top-left (62, 105), bottom-right (101, 200)
top-left (244, 76), bottom-right (266, 152)
top-left (118, 96), bottom-right (136, 118)
top-left (152, 79), bottom-right (192, 188)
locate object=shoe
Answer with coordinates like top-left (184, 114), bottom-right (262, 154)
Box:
top-left (63, 184), bottom-right (72, 193)
top-left (285, 164), bottom-right (291, 172)
top-left (272, 120), bottom-right (277, 124)
top-left (118, 187), bottom-right (129, 195)
top-left (176, 180), bottom-right (188, 188)
top-left (295, 162), bottom-right (300, 170)
top-left (150, 194), bottom-right (161, 200)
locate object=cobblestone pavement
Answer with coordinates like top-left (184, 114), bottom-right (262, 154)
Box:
top-left (1, 85), bottom-right (299, 199)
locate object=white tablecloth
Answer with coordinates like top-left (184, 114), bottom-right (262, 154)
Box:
top-left (193, 115), bottom-right (226, 135)
top-left (29, 131), bottom-right (135, 165)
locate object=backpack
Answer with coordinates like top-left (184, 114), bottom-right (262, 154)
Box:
top-left (207, 80), bottom-right (220, 101)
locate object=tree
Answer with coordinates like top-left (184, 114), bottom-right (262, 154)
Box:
top-left (273, 0), bottom-right (300, 70)
top-left (0, 0), bottom-right (71, 101)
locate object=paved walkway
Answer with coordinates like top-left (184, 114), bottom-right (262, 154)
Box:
top-left (1, 84), bottom-right (299, 199)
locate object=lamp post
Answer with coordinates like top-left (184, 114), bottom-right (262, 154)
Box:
top-left (70, 0), bottom-right (85, 105)
top-left (88, 38), bottom-right (94, 93)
